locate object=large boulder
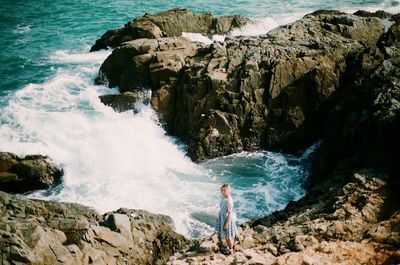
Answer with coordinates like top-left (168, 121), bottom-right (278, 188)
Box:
top-left (95, 37), bottom-right (206, 91)
top-left (90, 8), bottom-right (249, 51)
top-left (0, 191), bottom-right (187, 265)
top-left (0, 152), bottom-right (63, 193)
top-left (96, 10), bottom-right (387, 161)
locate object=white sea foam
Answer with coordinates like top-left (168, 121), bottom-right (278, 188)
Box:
top-left (212, 34), bottom-right (226, 42)
top-left (182, 32), bottom-right (214, 44)
top-left (229, 17), bottom-right (278, 37)
top-left (182, 32), bottom-right (227, 44)
top-left (49, 49), bottom-right (111, 64)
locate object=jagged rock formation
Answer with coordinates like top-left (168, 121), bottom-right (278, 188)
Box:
top-left (90, 8), bottom-right (400, 264)
top-left (90, 8), bottom-right (248, 52)
top-left (95, 10), bottom-right (388, 161)
top-left (0, 191), bottom-right (187, 265)
top-left (0, 152), bottom-right (63, 193)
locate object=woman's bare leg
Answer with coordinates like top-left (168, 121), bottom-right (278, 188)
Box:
top-left (226, 238), bottom-right (234, 250)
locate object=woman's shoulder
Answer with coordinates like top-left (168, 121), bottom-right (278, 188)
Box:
top-left (221, 196), bottom-right (234, 203)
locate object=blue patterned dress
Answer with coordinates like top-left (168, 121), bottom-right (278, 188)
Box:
top-left (215, 196), bottom-right (237, 239)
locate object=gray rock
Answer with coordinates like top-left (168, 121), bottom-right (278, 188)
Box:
top-left (105, 213), bottom-right (133, 241)
top-left (353, 9), bottom-right (392, 19)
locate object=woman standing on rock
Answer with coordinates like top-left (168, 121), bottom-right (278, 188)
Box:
top-left (216, 184), bottom-right (238, 255)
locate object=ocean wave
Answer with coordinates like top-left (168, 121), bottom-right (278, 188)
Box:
top-left (14, 24), bottom-right (32, 34)
top-left (182, 1), bottom-right (400, 41)
top-left (340, 0), bottom-right (400, 14)
top-left (49, 49), bottom-right (111, 64)
top-left (0, 54), bottom-right (216, 237)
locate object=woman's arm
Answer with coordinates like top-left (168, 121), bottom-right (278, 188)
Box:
top-left (224, 199), bottom-right (233, 230)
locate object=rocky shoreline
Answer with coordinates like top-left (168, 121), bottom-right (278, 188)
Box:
top-left (94, 9), bottom-right (390, 162)
top-left (1, 8), bottom-right (399, 265)
top-left (0, 191), bottom-right (186, 264)
top-left (168, 171), bottom-right (399, 264)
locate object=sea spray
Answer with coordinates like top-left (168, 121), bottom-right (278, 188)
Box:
top-left (1, 0), bottom-right (397, 238)
top-left (183, 3), bottom-right (400, 43)
top-left (0, 50), bottom-right (212, 236)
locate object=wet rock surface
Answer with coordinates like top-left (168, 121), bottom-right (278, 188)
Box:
top-left (99, 91), bottom-right (150, 113)
top-left (0, 152), bottom-right (63, 193)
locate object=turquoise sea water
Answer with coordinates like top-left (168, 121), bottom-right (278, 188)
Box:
top-left (0, 0), bottom-right (398, 237)
top-left (1, 0), bottom-right (399, 95)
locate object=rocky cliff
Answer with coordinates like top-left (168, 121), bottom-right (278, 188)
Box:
top-left (166, 10), bottom-right (400, 264)
top-left (95, 10), bottom-right (386, 161)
